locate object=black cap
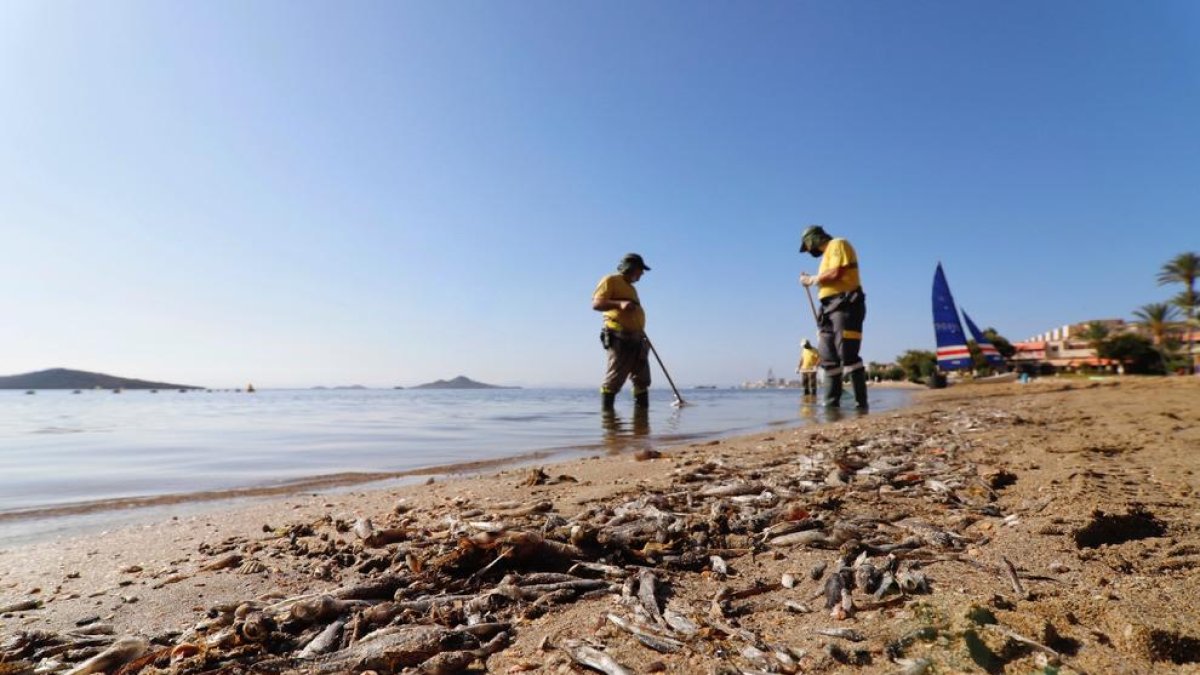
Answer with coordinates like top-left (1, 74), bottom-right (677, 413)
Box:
top-left (799, 225), bottom-right (830, 253)
top-left (619, 253), bottom-right (651, 272)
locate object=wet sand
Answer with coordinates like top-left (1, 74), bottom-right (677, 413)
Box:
top-left (1, 376), bottom-right (1197, 673)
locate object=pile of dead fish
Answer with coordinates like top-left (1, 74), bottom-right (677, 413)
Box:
top-left (1, 408), bottom-right (1030, 674)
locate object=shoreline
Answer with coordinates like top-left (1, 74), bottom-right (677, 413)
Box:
top-left (1, 378), bottom-right (1197, 673)
top-left (0, 390), bottom-right (915, 541)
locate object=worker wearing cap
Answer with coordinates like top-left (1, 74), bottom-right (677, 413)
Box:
top-left (592, 253), bottom-right (652, 410)
top-left (799, 226), bottom-right (868, 410)
top-left (796, 338), bottom-right (820, 397)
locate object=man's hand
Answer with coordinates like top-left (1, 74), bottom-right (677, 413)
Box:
top-left (799, 273), bottom-right (820, 287)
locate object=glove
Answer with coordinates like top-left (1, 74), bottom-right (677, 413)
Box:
top-left (800, 273), bottom-right (820, 287)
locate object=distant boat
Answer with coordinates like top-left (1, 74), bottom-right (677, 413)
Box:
top-left (247, 383), bottom-right (256, 393)
top-left (932, 263), bottom-right (1007, 374)
top-left (25, 390), bottom-right (35, 395)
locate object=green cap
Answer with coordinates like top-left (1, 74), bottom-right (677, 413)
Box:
top-left (799, 225), bottom-right (830, 253)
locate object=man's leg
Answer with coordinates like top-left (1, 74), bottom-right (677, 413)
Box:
top-left (833, 298), bottom-right (868, 410)
top-left (602, 340), bottom-right (634, 410)
top-left (630, 337), bottom-right (652, 408)
top-left (817, 316), bottom-right (843, 407)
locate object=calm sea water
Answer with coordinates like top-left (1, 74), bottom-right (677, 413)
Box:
top-left (0, 387), bottom-right (910, 541)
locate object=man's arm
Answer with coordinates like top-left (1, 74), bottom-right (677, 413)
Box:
top-left (593, 297), bottom-right (638, 312)
top-left (801, 267), bottom-right (845, 286)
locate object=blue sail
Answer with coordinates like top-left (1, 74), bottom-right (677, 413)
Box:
top-left (962, 309), bottom-right (1005, 368)
top-left (932, 264), bottom-right (973, 370)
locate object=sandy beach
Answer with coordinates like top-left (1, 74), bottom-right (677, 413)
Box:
top-left (2, 377), bottom-right (1198, 674)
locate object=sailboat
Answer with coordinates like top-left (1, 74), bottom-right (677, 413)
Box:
top-left (932, 263), bottom-right (1014, 383)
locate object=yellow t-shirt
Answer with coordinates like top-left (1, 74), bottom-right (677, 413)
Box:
top-left (817, 238), bottom-right (862, 299)
top-left (800, 347), bottom-right (820, 370)
top-left (593, 273), bottom-right (645, 331)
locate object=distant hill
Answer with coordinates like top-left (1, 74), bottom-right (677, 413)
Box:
top-left (410, 375), bottom-right (518, 390)
top-left (0, 368), bottom-right (202, 390)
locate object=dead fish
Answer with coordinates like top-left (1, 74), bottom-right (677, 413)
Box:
top-left (815, 627), bottom-right (865, 642)
top-left (297, 618), bottom-right (345, 658)
top-left (700, 482), bottom-right (763, 497)
top-left (662, 608), bottom-right (700, 636)
top-left (199, 553), bottom-right (242, 572)
top-left (823, 568), bottom-right (854, 609)
top-left (354, 517), bottom-right (408, 547)
top-left (710, 556), bottom-right (729, 578)
top-left (893, 657), bottom-right (933, 675)
top-left (62, 637), bottom-right (147, 675)
top-left (560, 639), bottom-right (633, 675)
top-left (638, 569), bottom-right (666, 626)
top-left (770, 530), bottom-right (830, 547)
top-left (309, 625), bottom-right (477, 673)
top-left (740, 644), bottom-right (771, 669)
top-left (784, 600), bottom-right (813, 614)
top-left (855, 562), bottom-right (881, 594)
top-left (606, 614), bottom-right (683, 653)
top-left (810, 561), bottom-right (828, 580)
top-left (0, 600), bottom-right (41, 613)
top-left (289, 595), bottom-right (367, 623)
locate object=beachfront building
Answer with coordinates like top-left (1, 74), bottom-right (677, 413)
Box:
top-left (741, 368), bottom-right (803, 389)
top-left (1011, 320), bottom-right (1129, 374)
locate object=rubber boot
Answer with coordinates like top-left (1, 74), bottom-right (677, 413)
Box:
top-left (602, 392), bottom-right (616, 411)
top-left (634, 391), bottom-right (649, 409)
top-left (823, 374), bottom-right (842, 408)
top-left (850, 369), bottom-right (869, 411)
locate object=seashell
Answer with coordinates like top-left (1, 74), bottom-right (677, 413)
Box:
top-left (237, 560), bottom-right (267, 575)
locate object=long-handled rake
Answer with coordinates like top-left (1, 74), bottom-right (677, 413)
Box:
top-left (645, 335), bottom-right (687, 407)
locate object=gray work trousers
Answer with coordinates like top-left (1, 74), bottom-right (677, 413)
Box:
top-left (817, 290), bottom-right (867, 376)
top-left (602, 330), bottom-right (651, 394)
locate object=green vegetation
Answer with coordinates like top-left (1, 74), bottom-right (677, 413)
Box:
top-left (1158, 251), bottom-right (1199, 373)
top-left (1097, 334), bottom-right (1163, 374)
top-left (867, 361), bottom-right (905, 382)
top-left (896, 350), bottom-right (937, 383)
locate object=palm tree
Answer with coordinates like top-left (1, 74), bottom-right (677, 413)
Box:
top-left (1078, 321), bottom-right (1110, 371)
top-left (1135, 303), bottom-right (1179, 373)
top-left (1158, 252), bottom-right (1200, 373)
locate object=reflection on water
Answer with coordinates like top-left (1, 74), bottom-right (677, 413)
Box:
top-left (600, 406), bottom-right (651, 452)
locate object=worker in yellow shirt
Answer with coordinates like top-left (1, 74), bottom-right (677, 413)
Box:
top-left (796, 339), bottom-right (819, 396)
top-left (799, 225), bottom-right (868, 410)
top-left (592, 253), bottom-right (651, 411)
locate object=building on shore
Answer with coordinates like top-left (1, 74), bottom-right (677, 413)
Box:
top-left (1011, 319), bottom-right (1130, 374)
top-left (741, 368), bottom-right (803, 389)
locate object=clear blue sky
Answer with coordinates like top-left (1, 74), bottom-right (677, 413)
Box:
top-left (2, 2), bottom-right (1197, 388)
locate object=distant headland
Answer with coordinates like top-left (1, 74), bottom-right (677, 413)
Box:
top-left (0, 368), bottom-right (202, 390)
top-left (410, 375), bottom-right (518, 390)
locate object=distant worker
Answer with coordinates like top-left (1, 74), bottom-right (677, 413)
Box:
top-left (796, 339), bottom-right (819, 396)
top-left (799, 225), bottom-right (868, 410)
top-left (592, 253), bottom-right (652, 410)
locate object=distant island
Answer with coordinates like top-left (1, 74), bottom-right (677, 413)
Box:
top-left (0, 368), bottom-right (202, 390)
top-left (410, 375), bottom-right (518, 390)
